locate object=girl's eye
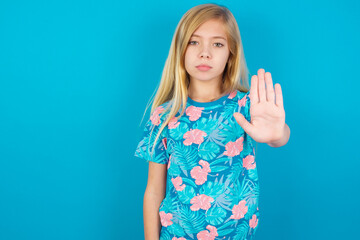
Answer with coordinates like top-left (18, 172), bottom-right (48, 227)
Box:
top-left (188, 41), bottom-right (224, 48)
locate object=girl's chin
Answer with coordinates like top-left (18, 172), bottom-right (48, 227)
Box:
top-left (188, 76), bottom-right (220, 82)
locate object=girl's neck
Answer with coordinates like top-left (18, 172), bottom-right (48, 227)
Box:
top-left (187, 83), bottom-right (227, 102)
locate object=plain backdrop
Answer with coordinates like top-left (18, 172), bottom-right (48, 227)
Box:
top-left (0, 0), bottom-right (359, 239)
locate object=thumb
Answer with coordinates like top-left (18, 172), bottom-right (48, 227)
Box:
top-left (233, 112), bottom-right (252, 134)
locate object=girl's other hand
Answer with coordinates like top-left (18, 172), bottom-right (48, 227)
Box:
top-left (233, 68), bottom-right (289, 146)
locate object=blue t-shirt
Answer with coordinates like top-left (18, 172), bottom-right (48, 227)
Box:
top-left (134, 90), bottom-right (260, 240)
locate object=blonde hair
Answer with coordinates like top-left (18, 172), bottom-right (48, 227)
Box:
top-left (141, 3), bottom-right (255, 157)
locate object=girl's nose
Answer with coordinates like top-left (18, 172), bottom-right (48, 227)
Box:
top-left (200, 52), bottom-right (210, 58)
top-left (199, 45), bottom-right (211, 59)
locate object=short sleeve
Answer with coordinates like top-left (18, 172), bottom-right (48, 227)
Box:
top-left (134, 107), bottom-right (169, 165)
top-left (237, 91), bottom-right (251, 123)
top-left (244, 91), bottom-right (251, 123)
top-left (235, 91), bottom-right (255, 146)
top-left (244, 91), bottom-right (256, 146)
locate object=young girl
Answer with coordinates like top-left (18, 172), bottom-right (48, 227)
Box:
top-left (134, 3), bottom-right (290, 240)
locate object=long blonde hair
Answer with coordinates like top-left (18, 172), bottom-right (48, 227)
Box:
top-left (141, 3), bottom-right (253, 156)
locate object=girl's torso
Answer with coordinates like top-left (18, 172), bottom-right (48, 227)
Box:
top-left (158, 90), bottom-right (260, 240)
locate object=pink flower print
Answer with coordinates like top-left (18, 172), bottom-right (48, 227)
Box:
top-left (167, 155), bottom-right (171, 170)
top-left (171, 176), bottom-right (186, 191)
top-left (249, 214), bottom-right (258, 229)
top-left (230, 200), bottom-right (248, 220)
top-left (238, 95), bottom-right (247, 108)
top-left (172, 237), bottom-right (187, 240)
top-left (186, 106), bottom-right (204, 121)
top-left (183, 129), bottom-right (207, 146)
top-left (228, 90), bottom-right (237, 99)
top-left (206, 225), bottom-right (218, 237)
top-left (159, 211), bottom-right (173, 227)
top-left (199, 160), bottom-right (211, 172)
top-left (223, 136), bottom-right (244, 157)
top-left (242, 155), bottom-right (256, 169)
top-left (190, 194), bottom-right (214, 211)
top-left (168, 116), bottom-right (180, 129)
top-left (197, 225), bottom-right (218, 240)
top-left (150, 106), bottom-right (165, 126)
top-left (162, 137), bottom-right (167, 150)
top-left (190, 160), bottom-right (211, 185)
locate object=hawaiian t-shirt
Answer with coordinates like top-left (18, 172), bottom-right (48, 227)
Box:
top-left (134, 90), bottom-right (260, 240)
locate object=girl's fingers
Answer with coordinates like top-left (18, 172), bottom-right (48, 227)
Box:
top-left (265, 72), bottom-right (275, 103)
top-left (233, 112), bottom-right (253, 136)
top-left (250, 75), bottom-right (259, 103)
top-left (275, 83), bottom-right (283, 109)
top-left (257, 68), bottom-right (266, 102)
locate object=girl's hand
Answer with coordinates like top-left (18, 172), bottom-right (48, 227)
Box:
top-left (233, 68), bottom-right (289, 146)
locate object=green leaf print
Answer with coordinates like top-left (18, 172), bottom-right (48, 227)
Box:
top-left (228, 162), bottom-right (243, 183)
top-left (159, 230), bottom-right (171, 240)
top-left (217, 219), bottom-right (236, 230)
top-left (206, 128), bottom-right (227, 147)
top-left (167, 160), bottom-right (181, 177)
top-left (245, 202), bottom-right (258, 220)
top-left (177, 185), bottom-right (196, 204)
top-left (181, 177), bottom-right (198, 189)
top-left (240, 136), bottom-right (254, 157)
top-left (135, 141), bottom-right (147, 159)
top-left (169, 122), bottom-right (189, 140)
top-left (231, 179), bottom-right (253, 205)
top-left (234, 221), bottom-right (250, 240)
top-left (198, 141), bottom-right (220, 161)
top-left (247, 168), bottom-right (258, 181)
top-left (179, 204), bottom-right (206, 235)
top-left (217, 227), bottom-right (236, 237)
top-left (221, 100), bottom-right (239, 120)
top-left (193, 117), bottom-right (218, 134)
top-left (219, 118), bottom-right (244, 144)
top-left (210, 157), bottom-right (230, 166)
top-left (243, 97), bottom-right (251, 123)
top-left (167, 223), bottom-right (186, 237)
top-left (172, 142), bottom-right (198, 171)
top-left (180, 116), bottom-right (192, 124)
top-left (231, 117), bottom-right (246, 137)
top-left (161, 194), bottom-right (180, 213)
top-left (205, 206), bottom-right (227, 225)
top-left (211, 165), bottom-right (229, 173)
top-left (200, 181), bottom-right (225, 199)
top-left (242, 182), bottom-right (260, 220)
top-left (216, 219), bottom-right (237, 236)
top-left (153, 152), bottom-right (167, 164)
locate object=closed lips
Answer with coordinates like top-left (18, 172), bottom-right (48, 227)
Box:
top-left (196, 64), bottom-right (212, 68)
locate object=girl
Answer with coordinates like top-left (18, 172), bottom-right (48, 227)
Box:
top-left (134, 3), bottom-right (290, 240)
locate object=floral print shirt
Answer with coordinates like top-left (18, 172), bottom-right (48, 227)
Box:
top-left (134, 90), bottom-right (260, 240)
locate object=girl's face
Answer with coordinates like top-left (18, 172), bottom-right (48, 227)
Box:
top-left (184, 18), bottom-right (230, 84)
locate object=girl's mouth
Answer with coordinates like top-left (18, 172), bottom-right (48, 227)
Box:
top-left (196, 65), bottom-right (212, 71)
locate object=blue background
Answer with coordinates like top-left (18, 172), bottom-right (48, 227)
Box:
top-left (0, 0), bottom-right (359, 239)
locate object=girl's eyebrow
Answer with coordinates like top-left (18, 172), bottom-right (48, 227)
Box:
top-left (191, 34), bottom-right (227, 41)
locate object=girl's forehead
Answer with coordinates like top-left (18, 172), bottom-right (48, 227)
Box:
top-left (191, 33), bottom-right (227, 41)
top-left (191, 20), bottom-right (227, 39)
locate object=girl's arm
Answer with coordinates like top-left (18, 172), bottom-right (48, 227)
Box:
top-left (143, 162), bottom-right (167, 240)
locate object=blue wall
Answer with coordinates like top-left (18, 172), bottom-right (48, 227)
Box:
top-left (0, 0), bottom-right (359, 239)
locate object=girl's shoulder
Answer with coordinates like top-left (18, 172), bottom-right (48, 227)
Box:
top-left (230, 89), bottom-right (249, 102)
top-left (151, 100), bottom-right (172, 122)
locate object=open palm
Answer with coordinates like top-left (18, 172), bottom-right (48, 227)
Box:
top-left (233, 68), bottom-right (286, 144)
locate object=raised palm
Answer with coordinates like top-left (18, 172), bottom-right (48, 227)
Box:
top-left (233, 68), bottom-right (286, 144)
